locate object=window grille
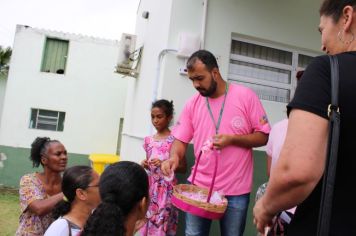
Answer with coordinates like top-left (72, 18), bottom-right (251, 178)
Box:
top-left (30, 108), bottom-right (65, 131)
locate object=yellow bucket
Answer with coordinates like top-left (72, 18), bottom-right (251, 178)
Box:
top-left (89, 153), bottom-right (120, 175)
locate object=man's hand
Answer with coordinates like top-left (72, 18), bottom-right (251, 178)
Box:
top-left (141, 159), bottom-right (149, 169)
top-left (212, 134), bottom-right (232, 150)
top-left (161, 158), bottom-right (178, 176)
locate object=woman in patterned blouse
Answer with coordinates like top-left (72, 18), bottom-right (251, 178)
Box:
top-left (16, 137), bottom-right (68, 236)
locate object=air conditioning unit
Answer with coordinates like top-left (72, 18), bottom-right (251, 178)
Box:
top-left (117, 33), bottom-right (136, 69)
top-left (116, 33), bottom-right (141, 78)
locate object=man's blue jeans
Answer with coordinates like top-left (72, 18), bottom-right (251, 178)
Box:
top-left (185, 193), bottom-right (250, 236)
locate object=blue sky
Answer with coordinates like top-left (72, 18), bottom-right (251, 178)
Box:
top-left (0, 0), bottom-right (140, 47)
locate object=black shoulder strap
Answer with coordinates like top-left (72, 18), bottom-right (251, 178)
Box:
top-left (327, 55), bottom-right (340, 117)
top-left (65, 218), bottom-right (72, 236)
top-left (317, 55), bottom-right (341, 236)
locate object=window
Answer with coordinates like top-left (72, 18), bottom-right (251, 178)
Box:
top-left (228, 38), bottom-right (315, 103)
top-left (29, 108), bottom-right (66, 131)
top-left (41, 38), bottom-right (69, 74)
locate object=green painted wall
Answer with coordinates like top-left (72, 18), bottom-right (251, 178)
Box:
top-left (0, 145), bottom-right (90, 188)
top-left (175, 145), bottom-right (268, 236)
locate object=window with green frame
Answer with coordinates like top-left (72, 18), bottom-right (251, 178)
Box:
top-left (41, 38), bottom-right (69, 74)
top-left (29, 108), bottom-right (66, 131)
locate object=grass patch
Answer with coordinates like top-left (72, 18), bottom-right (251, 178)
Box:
top-left (0, 187), bottom-right (20, 236)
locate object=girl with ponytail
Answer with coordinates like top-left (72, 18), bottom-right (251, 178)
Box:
top-left (44, 166), bottom-right (100, 236)
top-left (82, 161), bottom-right (149, 236)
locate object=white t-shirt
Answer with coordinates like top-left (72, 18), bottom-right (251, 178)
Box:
top-left (44, 217), bottom-right (81, 236)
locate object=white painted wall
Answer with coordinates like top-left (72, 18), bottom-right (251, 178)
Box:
top-left (120, 0), bottom-right (174, 163)
top-left (0, 77), bottom-right (6, 124)
top-left (204, 0), bottom-right (321, 125)
top-left (121, 0), bottom-right (322, 162)
top-left (0, 25), bottom-right (128, 155)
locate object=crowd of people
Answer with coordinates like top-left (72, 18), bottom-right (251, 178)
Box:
top-left (16, 137), bottom-right (149, 236)
top-left (14, 0), bottom-right (356, 235)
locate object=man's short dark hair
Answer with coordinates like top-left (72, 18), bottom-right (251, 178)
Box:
top-left (186, 50), bottom-right (219, 72)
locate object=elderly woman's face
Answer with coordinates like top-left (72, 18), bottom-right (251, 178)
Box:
top-left (319, 15), bottom-right (344, 55)
top-left (42, 142), bottom-right (68, 172)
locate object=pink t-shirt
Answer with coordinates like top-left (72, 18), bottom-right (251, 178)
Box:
top-left (266, 118), bottom-right (288, 171)
top-left (172, 84), bottom-right (270, 195)
top-left (265, 118), bottom-right (296, 214)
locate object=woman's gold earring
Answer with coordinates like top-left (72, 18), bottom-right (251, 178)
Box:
top-left (338, 30), bottom-right (355, 44)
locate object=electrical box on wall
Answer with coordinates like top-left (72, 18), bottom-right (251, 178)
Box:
top-left (177, 32), bottom-right (200, 58)
top-left (179, 67), bottom-right (188, 75)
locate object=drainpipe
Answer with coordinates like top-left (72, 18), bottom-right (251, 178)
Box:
top-left (150, 49), bottom-right (177, 134)
top-left (150, 0), bottom-right (207, 133)
top-left (201, 0), bottom-right (208, 49)
top-left (152, 49), bottom-right (178, 102)
top-left (152, 0), bottom-right (207, 102)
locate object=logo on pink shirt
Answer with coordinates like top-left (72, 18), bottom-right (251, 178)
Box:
top-left (231, 116), bottom-right (245, 131)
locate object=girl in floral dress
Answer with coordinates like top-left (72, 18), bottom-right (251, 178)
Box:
top-left (139, 99), bottom-right (184, 236)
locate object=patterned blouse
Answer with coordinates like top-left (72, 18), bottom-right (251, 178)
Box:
top-left (16, 173), bottom-right (54, 236)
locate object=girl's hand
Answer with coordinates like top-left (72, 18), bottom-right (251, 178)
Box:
top-left (141, 159), bottom-right (149, 169)
top-left (134, 219), bottom-right (147, 233)
top-left (149, 158), bottom-right (161, 167)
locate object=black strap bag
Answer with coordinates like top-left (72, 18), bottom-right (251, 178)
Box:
top-left (316, 55), bottom-right (341, 236)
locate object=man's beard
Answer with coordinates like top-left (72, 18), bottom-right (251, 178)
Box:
top-left (198, 78), bottom-right (217, 97)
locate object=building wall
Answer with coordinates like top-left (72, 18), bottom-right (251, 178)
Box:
top-left (161, 0), bottom-right (205, 120)
top-left (120, 0), bottom-right (174, 162)
top-left (0, 25), bottom-right (128, 155)
top-left (160, 0), bottom-right (322, 126)
top-left (206, 0), bottom-right (321, 77)
top-left (204, 0), bottom-right (321, 126)
top-left (0, 77), bottom-right (6, 125)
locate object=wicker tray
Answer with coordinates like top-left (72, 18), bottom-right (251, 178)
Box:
top-left (172, 183), bottom-right (227, 219)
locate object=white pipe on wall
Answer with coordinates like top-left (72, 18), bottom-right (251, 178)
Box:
top-left (201, 0), bottom-right (208, 49)
top-left (149, 48), bottom-right (178, 134)
top-left (149, 0), bottom-right (208, 134)
top-left (152, 49), bottom-right (178, 103)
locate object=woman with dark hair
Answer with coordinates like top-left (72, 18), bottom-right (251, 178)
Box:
top-left (254, 0), bottom-right (356, 235)
top-left (82, 161), bottom-right (149, 236)
top-left (44, 166), bottom-right (100, 236)
top-left (16, 137), bottom-right (68, 235)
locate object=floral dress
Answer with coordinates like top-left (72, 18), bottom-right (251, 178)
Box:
top-left (139, 135), bottom-right (178, 236)
top-left (16, 173), bottom-right (54, 236)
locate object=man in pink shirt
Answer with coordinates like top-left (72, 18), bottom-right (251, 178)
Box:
top-left (162, 50), bottom-right (270, 236)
